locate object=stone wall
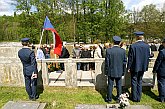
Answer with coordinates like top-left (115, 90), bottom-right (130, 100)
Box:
top-left (0, 42), bottom-right (157, 89)
top-left (0, 43), bottom-right (24, 86)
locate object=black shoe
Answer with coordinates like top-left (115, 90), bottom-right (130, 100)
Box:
top-left (105, 98), bottom-right (112, 103)
top-left (29, 97), bottom-right (33, 100)
top-left (132, 99), bottom-right (140, 102)
top-left (35, 95), bottom-right (39, 99)
top-left (31, 98), bottom-right (36, 101)
top-left (158, 98), bottom-right (164, 102)
top-left (29, 97), bottom-right (36, 101)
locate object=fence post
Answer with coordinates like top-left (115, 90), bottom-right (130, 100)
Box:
top-left (95, 59), bottom-right (107, 90)
top-left (38, 60), bottom-right (49, 85)
top-left (65, 58), bottom-right (77, 87)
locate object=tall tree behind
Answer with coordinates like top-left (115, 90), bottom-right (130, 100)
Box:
top-left (99, 0), bottom-right (126, 42)
top-left (138, 4), bottom-right (161, 39)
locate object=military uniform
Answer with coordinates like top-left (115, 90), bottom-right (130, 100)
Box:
top-left (127, 32), bottom-right (150, 102)
top-left (153, 38), bottom-right (165, 102)
top-left (18, 38), bottom-right (38, 100)
top-left (105, 36), bottom-right (127, 102)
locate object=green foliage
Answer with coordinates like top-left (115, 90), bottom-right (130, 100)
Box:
top-left (0, 0), bottom-right (127, 43)
top-left (0, 1), bottom-right (165, 43)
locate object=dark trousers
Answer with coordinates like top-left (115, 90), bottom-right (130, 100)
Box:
top-left (60, 63), bottom-right (65, 70)
top-left (157, 75), bottom-right (165, 101)
top-left (82, 63), bottom-right (89, 71)
top-left (25, 75), bottom-right (37, 99)
top-left (107, 76), bottom-right (122, 101)
top-left (131, 71), bottom-right (144, 101)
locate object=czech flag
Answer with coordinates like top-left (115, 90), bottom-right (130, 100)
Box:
top-left (40, 16), bottom-right (62, 56)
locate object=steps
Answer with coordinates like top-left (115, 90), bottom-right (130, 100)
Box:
top-left (48, 69), bottom-right (154, 87)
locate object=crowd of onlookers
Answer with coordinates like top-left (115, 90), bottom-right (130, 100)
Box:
top-left (34, 43), bottom-right (113, 71)
top-left (33, 41), bottom-right (163, 72)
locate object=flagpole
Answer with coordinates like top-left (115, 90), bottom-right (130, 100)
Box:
top-left (39, 29), bottom-right (44, 45)
top-left (51, 31), bottom-right (56, 48)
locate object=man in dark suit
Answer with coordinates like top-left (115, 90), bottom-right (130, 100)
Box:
top-left (18, 38), bottom-right (38, 101)
top-left (105, 36), bottom-right (127, 102)
top-left (153, 38), bottom-right (165, 102)
top-left (150, 43), bottom-right (157, 51)
top-left (127, 32), bottom-right (150, 102)
top-left (59, 43), bottom-right (70, 70)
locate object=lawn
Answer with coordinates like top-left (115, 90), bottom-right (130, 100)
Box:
top-left (0, 86), bottom-right (165, 109)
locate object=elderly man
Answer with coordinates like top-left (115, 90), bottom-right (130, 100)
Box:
top-left (127, 32), bottom-right (150, 102)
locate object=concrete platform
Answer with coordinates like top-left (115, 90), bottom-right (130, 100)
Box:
top-left (2, 101), bottom-right (46, 109)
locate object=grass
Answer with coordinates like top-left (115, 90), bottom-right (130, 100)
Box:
top-left (0, 86), bottom-right (165, 109)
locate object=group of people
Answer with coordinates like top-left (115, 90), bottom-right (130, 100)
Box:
top-left (104, 31), bottom-right (165, 103)
top-left (18, 31), bottom-right (165, 103)
top-left (35, 41), bottom-right (110, 71)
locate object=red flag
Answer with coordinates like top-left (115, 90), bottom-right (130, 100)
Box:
top-left (43, 16), bottom-right (62, 56)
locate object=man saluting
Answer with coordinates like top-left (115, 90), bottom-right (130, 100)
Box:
top-left (18, 38), bottom-right (38, 101)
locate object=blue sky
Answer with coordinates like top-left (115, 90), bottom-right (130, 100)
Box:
top-left (123, 0), bottom-right (165, 10)
top-left (0, 0), bottom-right (165, 16)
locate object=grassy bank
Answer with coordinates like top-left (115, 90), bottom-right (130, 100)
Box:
top-left (0, 86), bottom-right (165, 109)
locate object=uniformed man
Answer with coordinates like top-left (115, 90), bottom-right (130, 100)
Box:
top-left (105, 36), bottom-right (127, 102)
top-left (18, 38), bottom-right (38, 101)
top-left (127, 32), bottom-right (150, 102)
top-left (153, 38), bottom-right (165, 102)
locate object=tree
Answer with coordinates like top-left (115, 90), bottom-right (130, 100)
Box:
top-left (138, 4), bottom-right (161, 39)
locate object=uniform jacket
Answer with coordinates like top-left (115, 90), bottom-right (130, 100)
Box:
top-left (127, 41), bottom-right (150, 72)
top-left (153, 49), bottom-right (165, 76)
top-left (105, 46), bottom-right (127, 77)
top-left (18, 47), bottom-right (38, 76)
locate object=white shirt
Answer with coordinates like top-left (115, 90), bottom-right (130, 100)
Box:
top-left (36, 48), bottom-right (45, 59)
top-left (94, 47), bottom-right (102, 58)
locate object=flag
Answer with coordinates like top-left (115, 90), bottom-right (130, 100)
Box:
top-left (42, 16), bottom-right (62, 56)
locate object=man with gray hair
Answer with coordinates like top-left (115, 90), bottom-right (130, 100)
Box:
top-left (127, 31), bottom-right (150, 102)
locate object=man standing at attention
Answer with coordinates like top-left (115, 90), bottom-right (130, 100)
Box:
top-left (127, 32), bottom-right (150, 102)
top-left (18, 38), bottom-right (38, 101)
top-left (105, 36), bottom-right (127, 102)
top-left (153, 38), bottom-right (165, 102)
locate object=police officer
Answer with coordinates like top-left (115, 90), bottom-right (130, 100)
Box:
top-left (105, 36), bottom-right (127, 102)
top-left (127, 32), bottom-right (150, 102)
top-left (153, 38), bottom-right (165, 102)
top-left (18, 38), bottom-right (38, 101)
